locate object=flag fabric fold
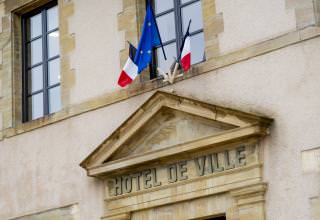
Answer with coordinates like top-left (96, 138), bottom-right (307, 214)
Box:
top-left (117, 0), bottom-right (164, 87)
top-left (180, 20), bottom-right (192, 72)
top-left (118, 43), bottom-right (138, 87)
top-left (134, 0), bottom-right (162, 73)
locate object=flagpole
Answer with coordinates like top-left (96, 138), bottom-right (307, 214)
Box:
top-left (148, 0), bottom-right (167, 60)
top-left (186, 19), bottom-right (192, 34)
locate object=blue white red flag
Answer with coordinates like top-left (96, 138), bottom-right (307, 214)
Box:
top-left (180, 20), bottom-right (192, 72)
top-left (117, 0), bottom-right (166, 87)
top-left (117, 43), bottom-right (138, 87)
top-left (134, 0), bottom-right (162, 73)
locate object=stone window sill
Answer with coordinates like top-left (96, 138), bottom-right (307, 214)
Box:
top-left (1, 25), bottom-right (319, 140)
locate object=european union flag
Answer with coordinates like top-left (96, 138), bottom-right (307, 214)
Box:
top-left (134, 0), bottom-right (165, 73)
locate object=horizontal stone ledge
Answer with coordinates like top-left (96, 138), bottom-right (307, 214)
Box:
top-left (1, 25), bottom-right (319, 140)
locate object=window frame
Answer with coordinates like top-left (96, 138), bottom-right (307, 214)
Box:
top-left (150, 0), bottom-right (204, 79)
top-left (21, 0), bottom-right (60, 122)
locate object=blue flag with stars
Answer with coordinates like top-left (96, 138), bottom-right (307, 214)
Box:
top-left (134, 0), bottom-right (162, 73)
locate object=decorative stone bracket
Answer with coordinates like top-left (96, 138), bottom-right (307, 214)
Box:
top-left (230, 183), bottom-right (267, 220)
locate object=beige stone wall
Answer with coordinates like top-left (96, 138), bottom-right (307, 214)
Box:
top-left (69, 0), bottom-right (123, 104)
top-left (216, 0), bottom-right (296, 53)
top-left (0, 0), bottom-right (319, 219)
top-left (11, 204), bottom-right (79, 220)
top-left (1, 36), bottom-right (319, 220)
top-left (1, 0), bottom-right (319, 138)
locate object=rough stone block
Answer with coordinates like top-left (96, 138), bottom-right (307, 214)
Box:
top-left (296, 7), bottom-right (316, 28)
top-left (0, 49), bottom-right (2, 65)
top-left (0, 112), bottom-right (2, 131)
top-left (0, 78), bottom-right (2, 98)
top-left (314, 0), bottom-right (320, 26)
top-left (302, 147), bottom-right (320, 173)
top-left (310, 197), bottom-right (320, 220)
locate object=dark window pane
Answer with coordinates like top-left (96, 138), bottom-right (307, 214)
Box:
top-left (181, 0), bottom-right (193, 4)
top-left (190, 32), bottom-right (205, 64)
top-left (156, 42), bottom-right (177, 73)
top-left (47, 5), bottom-right (58, 31)
top-left (28, 93), bottom-right (44, 120)
top-left (28, 65), bottom-right (43, 93)
top-left (49, 86), bottom-right (61, 114)
top-left (181, 1), bottom-right (204, 33)
top-left (156, 12), bottom-right (176, 42)
top-left (27, 13), bottom-right (42, 40)
top-left (48, 58), bottom-right (60, 86)
top-left (205, 217), bottom-right (226, 220)
top-left (48, 31), bottom-right (60, 58)
top-left (28, 38), bottom-right (43, 66)
top-left (151, 0), bottom-right (205, 79)
top-left (154, 0), bottom-right (174, 14)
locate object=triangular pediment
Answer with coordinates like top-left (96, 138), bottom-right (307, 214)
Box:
top-left (80, 91), bottom-right (272, 177)
top-left (108, 107), bottom-right (236, 161)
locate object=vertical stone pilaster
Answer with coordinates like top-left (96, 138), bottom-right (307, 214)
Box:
top-left (12, 11), bottom-right (22, 125)
top-left (310, 197), bottom-right (320, 220)
top-left (118, 0), bottom-right (140, 68)
top-left (225, 206), bottom-right (240, 220)
top-left (0, 2), bottom-right (13, 130)
top-left (0, 60), bottom-right (3, 136)
top-left (0, 1), bottom-right (5, 136)
top-left (0, 112), bottom-right (3, 139)
top-left (286, 0), bottom-right (316, 29)
top-left (313, 0), bottom-right (320, 25)
top-left (230, 183), bottom-right (267, 220)
top-left (201, 0), bottom-right (223, 61)
top-left (59, 0), bottom-right (75, 108)
top-left (0, 1), bottom-right (3, 34)
top-left (117, 0), bottom-right (149, 85)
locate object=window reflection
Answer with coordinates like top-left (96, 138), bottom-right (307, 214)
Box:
top-left (28, 38), bottom-right (43, 66)
top-left (181, 1), bottom-right (204, 33)
top-left (48, 31), bottom-right (60, 58)
top-left (49, 86), bottom-right (61, 114)
top-left (28, 93), bottom-right (44, 120)
top-left (153, 0), bottom-right (205, 78)
top-left (48, 58), bottom-right (60, 86)
top-left (156, 42), bottom-right (177, 73)
top-left (28, 65), bottom-right (43, 93)
top-left (154, 0), bottom-right (173, 14)
top-left (190, 32), bottom-right (205, 65)
top-left (47, 6), bottom-right (58, 31)
top-left (27, 13), bottom-right (42, 40)
top-left (156, 13), bottom-right (176, 42)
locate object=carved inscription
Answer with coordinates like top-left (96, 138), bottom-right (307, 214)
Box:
top-left (108, 146), bottom-right (246, 196)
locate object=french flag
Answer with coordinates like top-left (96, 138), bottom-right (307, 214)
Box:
top-left (180, 20), bottom-right (191, 72)
top-left (118, 43), bottom-right (138, 87)
top-left (118, 0), bottom-right (165, 87)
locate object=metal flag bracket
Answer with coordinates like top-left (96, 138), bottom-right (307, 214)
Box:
top-left (157, 58), bottom-right (184, 84)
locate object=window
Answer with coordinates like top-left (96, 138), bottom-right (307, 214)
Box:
top-left (22, 1), bottom-right (61, 122)
top-left (151, 0), bottom-right (205, 78)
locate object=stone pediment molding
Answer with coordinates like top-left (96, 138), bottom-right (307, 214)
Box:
top-left (80, 91), bottom-right (272, 178)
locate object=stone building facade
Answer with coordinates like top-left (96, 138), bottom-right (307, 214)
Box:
top-left (0, 0), bottom-right (319, 219)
